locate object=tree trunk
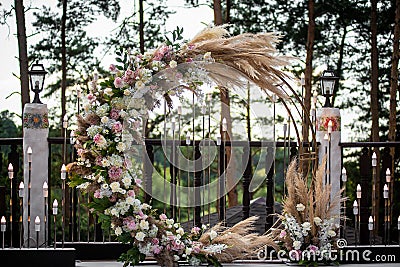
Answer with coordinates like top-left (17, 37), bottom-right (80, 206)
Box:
top-left (332, 26), bottom-right (348, 106)
top-left (302, 0), bottom-right (315, 172)
top-left (61, 0), bottom-right (67, 137)
top-left (370, 0), bottom-right (380, 234)
top-left (213, 0), bottom-right (238, 207)
top-left (14, 0), bottom-right (30, 120)
top-left (139, 0), bottom-right (144, 54)
top-left (388, 0), bottom-right (400, 223)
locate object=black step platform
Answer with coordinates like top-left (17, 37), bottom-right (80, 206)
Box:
top-left (0, 248), bottom-right (76, 267)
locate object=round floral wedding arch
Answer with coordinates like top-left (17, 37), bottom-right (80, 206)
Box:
top-left (69, 26), bottom-right (292, 266)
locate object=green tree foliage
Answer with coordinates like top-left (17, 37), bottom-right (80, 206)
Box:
top-left (29, 0), bottom-right (121, 98)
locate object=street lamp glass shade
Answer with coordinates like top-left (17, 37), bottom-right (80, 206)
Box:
top-left (28, 63), bottom-right (47, 104)
top-left (320, 70), bottom-right (339, 107)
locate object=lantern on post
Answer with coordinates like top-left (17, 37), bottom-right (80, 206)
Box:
top-left (28, 63), bottom-right (47, 104)
top-left (320, 70), bottom-right (339, 108)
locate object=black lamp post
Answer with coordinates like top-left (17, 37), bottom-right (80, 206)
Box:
top-left (28, 63), bottom-right (47, 104)
top-left (320, 69), bottom-right (339, 108)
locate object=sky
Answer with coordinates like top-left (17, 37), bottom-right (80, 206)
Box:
top-left (0, 0), bottom-right (214, 121)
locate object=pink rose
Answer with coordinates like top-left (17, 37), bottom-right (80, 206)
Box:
top-left (152, 245), bottom-right (162, 254)
top-left (109, 108), bottom-right (120, 120)
top-left (151, 238), bottom-right (159, 245)
top-left (191, 226), bottom-right (201, 235)
top-left (279, 230), bottom-right (287, 238)
top-left (94, 189), bottom-right (101, 198)
top-left (112, 122), bottom-right (123, 133)
top-left (114, 77), bottom-right (125, 88)
top-left (127, 190), bottom-right (135, 197)
top-left (109, 64), bottom-right (116, 72)
top-left (159, 214), bottom-right (167, 221)
top-left (108, 166), bottom-right (122, 180)
top-left (135, 178), bottom-right (142, 187)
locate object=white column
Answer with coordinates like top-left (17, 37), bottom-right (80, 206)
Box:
top-left (316, 107), bottom-right (341, 217)
top-left (23, 103), bottom-right (49, 247)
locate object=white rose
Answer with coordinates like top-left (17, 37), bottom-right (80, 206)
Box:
top-left (169, 60), bottom-right (177, 68)
top-left (110, 182), bottom-right (120, 193)
top-left (104, 88), bottom-right (114, 96)
top-left (135, 232), bottom-right (145, 242)
top-left (328, 230), bottom-right (336, 237)
top-left (139, 220), bottom-right (149, 231)
top-left (124, 89), bottom-right (131, 96)
top-left (101, 158), bottom-right (110, 167)
top-left (293, 240), bottom-right (302, 250)
top-left (185, 247), bottom-right (192, 256)
top-left (110, 208), bottom-right (119, 216)
top-left (176, 227), bottom-right (184, 236)
top-left (166, 219), bottom-right (174, 226)
top-left (296, 203), bottom-right (306, 212)
top-left (209, 230), bottom-right (217, 240)
top-left (101, 116), bottom-right (109, 124)
top-left (122, 176), bottom-right (132, 187)
top-left (302, 222), bottom-right (311, 230)
top-left (114, 226), bottom-right (122, 236)
top-left (117, 142), bottom-right (126, 152)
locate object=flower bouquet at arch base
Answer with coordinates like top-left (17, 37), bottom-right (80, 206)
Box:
top-left (67, 25), bottom-right (288, 267)
top-left (265, 159), bottom-right (343, 267)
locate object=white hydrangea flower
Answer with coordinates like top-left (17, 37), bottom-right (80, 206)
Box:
top-left (135, 232), bottom-right (145, 242)
top-left (110, 182), bottom-right (120, 193)
top-left (115, 226), bottom-right (122, 236)
top-left (176, 227), bottom-right (184, 236)
top-left (117, 142), bottom-right (126, 152)
top-left (293, 240), bottom-right (302, 250)
top-left (139, 220), bottom-right (149, 231)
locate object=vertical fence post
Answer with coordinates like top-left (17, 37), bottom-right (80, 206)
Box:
top-left (381, 147), bottom-right (392, 244)
top-left (218, 141), bottom-right (225, 224)
top-left (359, 147), bottom-right (371, 244)
top-left (144, 144), bottom-right (154, 204)
top-left (169, 141), bottom-right (177, 221)
top-left (265, 146), bottom-right (274, 231)
top-left (194, 144), bottom-right (202, 227)
top-left (8, 144), bottom-right (20, 247)
top-left (242, 145), bottom-right (251, 219)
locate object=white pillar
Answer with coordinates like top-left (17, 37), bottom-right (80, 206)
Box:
top-left (23, 103), bottom-right (49, 247)
top-left (316, 107), bottom-right (341, 217)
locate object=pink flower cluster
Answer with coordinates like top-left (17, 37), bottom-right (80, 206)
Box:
top-left (108, 166), bottom-right (123, 181)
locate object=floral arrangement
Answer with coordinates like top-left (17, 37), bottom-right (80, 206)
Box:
top-left (69, 25), bottom-right (289, 266)
top-left (267, 160), bottom-right (342, 266)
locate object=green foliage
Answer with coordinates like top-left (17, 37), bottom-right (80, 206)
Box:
top-left (118, 246), bottom-right (146, 267)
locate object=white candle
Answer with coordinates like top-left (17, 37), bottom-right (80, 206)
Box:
top-left (93, 68), bottom-right (99, 81)
top-left (324, 133), bottom-right (329, 141)
top-left (8, 163), bottom-right (13, 179)
top-left (171, 118), bottom-right (176, 131)
top-left (353, 200), bottom-right (358, 215)
top-left (63, 114), bottom-right (68, 129)
top-left (61, 164), bottom-right (67, 180)
top-left (368, 216), bottom-right (374, 231)
top-left (0, 216), bottom-right (5, 232)
top-left (35, 216), bottom-right (40, 232)
top-left (372, 152), bottom-right (377, 167)
top-left (300, 73), bottom-right (305, 86)
top-left (43, 182), bottom-right (48, 198)
top-left (27, 147), bottom-right (33, 163)
top-left (341, 167), bottom-right (347, 182)
top-left (207, 92), bottom-right (212, 102)
top-left (386, 168), bottom-right (391, 183)
top-left (185, 132), bottom-right (191, 145)
top-left (328, 120), bottom-right (333, 134)
top-left (383, 184), bottom-right (389, 199)
top-left (397, 216), bottom-right (400, 230)
top-left (201, 101), bottom-right (206, 114)
top-left (216, 134), bottom-right (221, 146)
top-left (76, 84), bottom-right (82, 98)
top-left (19, 182), bottom-right (24, 198)
top-left (177, 105), bottom-right (182, 115)
top-left (222, 118), bottom-right (227, 132)
top-left (271, 94), bottom-right (277, 103)
top-left (313, 91), bottom-right (318, 104)
top-left (53, 199), bottom-right (58, 215)
top-left (356, 184), bottom-right (362, 199)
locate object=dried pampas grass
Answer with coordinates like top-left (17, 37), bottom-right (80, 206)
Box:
top-left (199, 216), bottom-right (277, 262)
top-left (181, 25), bottom-right (292, 99)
